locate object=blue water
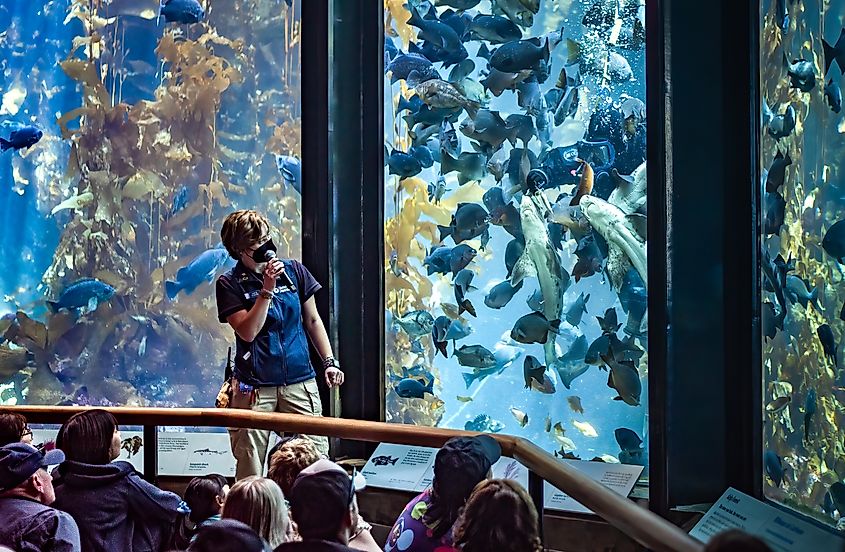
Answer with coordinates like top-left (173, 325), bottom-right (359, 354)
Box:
top-left (0, 0), bottom-right (302, 408)
top-left (384, 0), bottom-right (648, 465)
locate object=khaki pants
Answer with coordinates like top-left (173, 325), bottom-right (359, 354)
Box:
top-left (228, 377), bottom-right (329, 480)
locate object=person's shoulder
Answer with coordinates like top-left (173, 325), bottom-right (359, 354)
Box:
top-left (274, 540), bottom-right (356, 552)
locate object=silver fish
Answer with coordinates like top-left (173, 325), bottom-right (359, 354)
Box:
top-left (580, 196), bottom-right (647, 291)
top-left (415, 79), bottom-right (480, 118)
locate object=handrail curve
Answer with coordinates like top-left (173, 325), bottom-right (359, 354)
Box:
top-left (8, 406), bottom-right (702, 552)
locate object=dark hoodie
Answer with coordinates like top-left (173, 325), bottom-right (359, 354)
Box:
top-left (52, 460), bottom-right (182, 552)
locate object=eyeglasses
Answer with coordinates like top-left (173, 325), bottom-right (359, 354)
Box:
top-left (244, 236), bottom-right (271, 255)
top-left (20, 426), bottom-right (32, 440)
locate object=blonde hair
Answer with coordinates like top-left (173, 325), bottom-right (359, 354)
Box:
top-left (267, 438), bottom-right (321, 496)
top-left (222, 476), bottom-right (289, 548)
top-left (220, 210), bottom-right (271, 259)
top-left (452, 479), bottom-right (543, 552)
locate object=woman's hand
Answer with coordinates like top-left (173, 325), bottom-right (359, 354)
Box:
top-left (325, 367), bottom-right (345, 388)
top-left (262, 259), bottom-right (284, 291)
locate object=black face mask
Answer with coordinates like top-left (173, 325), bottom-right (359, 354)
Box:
top-left (250, 238), bottom-right (277, 263)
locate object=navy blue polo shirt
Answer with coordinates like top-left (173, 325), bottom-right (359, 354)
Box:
top-left (216, 259), bottom-right (321, 387)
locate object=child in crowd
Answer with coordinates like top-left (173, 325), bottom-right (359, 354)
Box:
top-left (0, 410), bottom-right (33, 447)
top-left (51, 409), bottom-right (183, 552)
top-left (172, 473), bottom-right (229, 549)
top-left (451, 479), bottom-right (542, 552)
top-left (384, 435), bottom-right (501, 552)
top-left (222, 476), bottom-right (290, 549)
top-left (267, 436), bottom-right (380, 551)
top-left (704, 529), bottom-right (772, 551)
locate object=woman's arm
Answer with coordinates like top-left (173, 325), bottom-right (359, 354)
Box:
top-left (225, 259), bottom-right (284, 342)
top-left (226, 297), bottom-right (271, 343)
top-left (301, 296), bottom-right (345, 387)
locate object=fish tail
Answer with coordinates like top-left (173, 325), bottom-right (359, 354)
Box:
top-left (823, 38), bottom-right (835, 74)
top-left (462, 371), bottom-right (478, 389)
top-left (437, 224), bottom-right (453, 242)
top-left (549, 319), bottom-right (562, 334)
top-left (407, 4), bottom-right (424, 28)
top-left (440, 148), bottom-right (458, 174)
top-left (809, 287), bottom-right (821, 311)
top-left (164, 280), bottom-right (182, 300)
top-left (459, 299), bottom-right (477, 317)
top-left (565, 39), bottom-right (580, 66)
top-left (0, 137), bottom-right (10, 151)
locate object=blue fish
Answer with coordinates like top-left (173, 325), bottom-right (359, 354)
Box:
top-left (276, 155), bottom-right (302, 194)
top-left (804, 388), bottom-right (817, 440)
top-left (386, 148), bottom-right (423, 178)
top-left (397, 94), bottom-right (425, 115)
top-left (387, 53), bottom-right (440, 86)
top-left (171, 186), bottom-right (189, 216)
top-left (160, 0), bottom-right (205, 24)
top-left (47, 278), bottom-right (116, 313)
top-left (166, 248), bottom-right (233, 299)
top-left (764, 450), bottom-right (783, 487)
top-left (395, 377), bottom-right (434, 399)
top-left (0, 126), bottom-right (43, 151)
top-left (423, 246), bottom-right (452, 275)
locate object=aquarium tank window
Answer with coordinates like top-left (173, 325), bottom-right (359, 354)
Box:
top-left (384, 0), bottom-right (648, 466)
top-left (761, 0), bottom-right (845, 527)
top-left (0, 0), bottom-right (302, 409)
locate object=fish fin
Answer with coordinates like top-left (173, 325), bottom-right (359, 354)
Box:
top-left (0, 137), bottom-right (10, 151)
top-left (613, 396), bottom-right (623, 401)
top-left (440, 148), bottom-right (459, 174)
top-left (809, 287), bottom-right (821, 311)
top-left (549, 319), bottom-right (562, 335)
top-left (824, 38), bottom-right (836, 75)
top-left (462, 371), bottom-right (478, 388)
top-left (165, 280), bottom-right (182, 300)
top-left (626, 213), bottom-right (648, 239)
top-left (510, 252), bottom-right (536, 286)
top-left (437, 224), bottom-right (453, 242)
top-left (566, 39), bottom-right (581, 66)
top-left (86, 297), bottom-right (98, 313)
top-left (46, 300), bottom-right (59, 313)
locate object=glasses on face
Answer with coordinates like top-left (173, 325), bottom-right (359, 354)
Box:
top-left (244, 235), bottom-right (271, 256)
top-left (21, 426), bottom-right (33, 440)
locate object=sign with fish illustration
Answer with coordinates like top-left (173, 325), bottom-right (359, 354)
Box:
top-left (384, 0), bottom-right (648, 465)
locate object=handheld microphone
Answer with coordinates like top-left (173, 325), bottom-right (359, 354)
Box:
top-left (264, 250), bottom-right (296, 289)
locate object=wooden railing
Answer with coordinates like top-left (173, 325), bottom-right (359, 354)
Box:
top-left (10, 406), bottom-right (702, 552)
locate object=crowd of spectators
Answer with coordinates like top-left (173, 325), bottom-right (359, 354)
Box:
top-left (0, 409), bottom-right (776, 552)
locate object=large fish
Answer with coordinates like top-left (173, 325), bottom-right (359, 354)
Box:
top-left (166, 248), bottom-right (233, 300)
top-left (510, 193), bottom-right (565, 366)
top-left (580, 196), bottom-right (647, 291)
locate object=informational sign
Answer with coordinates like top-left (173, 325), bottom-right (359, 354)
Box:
top-left (543, 460), bottom-right (644, 514)
top-left (32, 428), bottom-right (145, 473)
top-left (361, 443), bottom-right (438, 492)
top-left (157, 432), bottom-right (235, 477)
top-left (689, 488), bottom-right (845, 551)
top-left (362, 443), bottom-right (642, 515)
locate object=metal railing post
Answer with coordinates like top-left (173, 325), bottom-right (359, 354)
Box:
top-left (528, 469), bottom-right (545, 547)
top-left (143, 425), bottom-right (158, 485)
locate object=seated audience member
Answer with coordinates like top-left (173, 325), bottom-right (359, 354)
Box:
top-left (172, 473), bottom-right (229, 549)
top-left (51, 409), bottom-right (182, 552)
top-left (704, 530), bottom-right (772, 552)
top-left (384, 435), bottom-right (501, 552)
top-left (275, 458), bottom-right (367, 552)
top-left (0, 410), bottom-right (33, 446)
top-left (452, 479), bottom-right (542, 552)
top-left (0, 442), bottom-right (81, 552)
top-left (267, 437), bottom-right (380, 552)
top-left (222, 476), bottom-right (290, 549)
top-left (188, 519), bottom-right (272, 552)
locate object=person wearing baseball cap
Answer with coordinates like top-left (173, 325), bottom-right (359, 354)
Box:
top-left (275, 458), bottom-right (367, 552)
top-left (0, 442), bottom-right (81, 552)
top-left (384, 435), bottom-right (501, 552)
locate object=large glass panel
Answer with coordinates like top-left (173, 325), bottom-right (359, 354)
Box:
top-left (384, 0), bottom-right (648, 465)
top-left (761, 0), bottom-right (845, 527)
top-left (0, 0), bottom-right (301, 409)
